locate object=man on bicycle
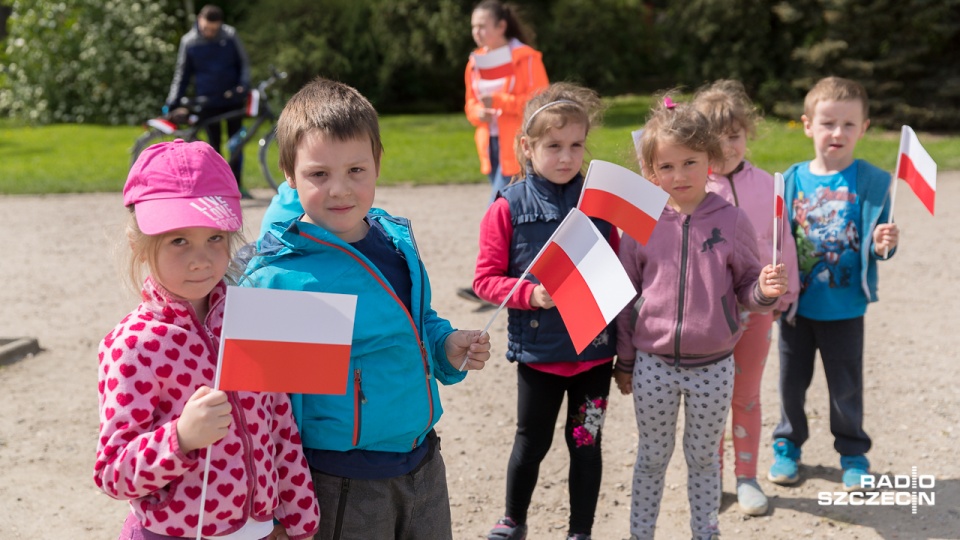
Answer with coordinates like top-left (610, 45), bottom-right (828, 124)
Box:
top-left (165, 4), bottom-right (251, 197)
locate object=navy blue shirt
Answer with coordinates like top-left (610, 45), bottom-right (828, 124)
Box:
top-left (305, 219), bottom-right (426, 479)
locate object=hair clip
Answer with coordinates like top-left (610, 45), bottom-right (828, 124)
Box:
top-left (664, 97), bottom-right (676, 110)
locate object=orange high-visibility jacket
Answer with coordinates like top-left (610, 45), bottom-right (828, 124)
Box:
top-left (464, 40), bottom-right (549, 178)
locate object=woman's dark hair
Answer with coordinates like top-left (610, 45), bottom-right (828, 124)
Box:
top-left (474, 0), bottom-right (535, 46)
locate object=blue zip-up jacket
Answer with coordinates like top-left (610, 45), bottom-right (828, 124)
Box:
top-left (166, 23), bottom-right (251, 109)
top-left (783, 159), bottom-right (895, 319)
top-left (241, 211), bottom-right (464, 453)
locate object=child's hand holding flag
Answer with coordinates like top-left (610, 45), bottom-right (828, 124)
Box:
top-left (448, 330), bottom-right (491, 372)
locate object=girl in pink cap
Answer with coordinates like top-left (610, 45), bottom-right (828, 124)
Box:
top-left (94, 140), bottom-right (318, 540)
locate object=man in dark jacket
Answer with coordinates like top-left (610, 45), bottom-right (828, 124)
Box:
top-left (165, 4), bottom-right (251, 195)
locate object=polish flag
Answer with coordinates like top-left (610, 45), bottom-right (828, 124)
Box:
top-left (772, 172), bottom-right (785, 265)
top-left (896, 125), bottom-right (937, 215)
top-left (245, 89), bottom-right (261, 117)
top-left (529, 209), bottom-right (636, 353)
top-left (217, 287), bottom-right (357, 394)
top-left (577, 159), bottom-right (669, 245)
top-left (146, 118), bottom-right (177, 134)
top-left (774, 172), bottom-right (785, 219)
top-left (473, 45), bottom-right (514, 80)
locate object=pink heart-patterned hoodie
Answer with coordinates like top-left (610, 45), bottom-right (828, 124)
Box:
top-left (94, 277), bottom-right (319, 539)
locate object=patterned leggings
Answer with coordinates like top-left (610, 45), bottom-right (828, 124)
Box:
top-left (629, 352), bottom-right (734, 540)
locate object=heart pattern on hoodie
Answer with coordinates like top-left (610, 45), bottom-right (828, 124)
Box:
top-left (95, 278), bottom-right (318, 539)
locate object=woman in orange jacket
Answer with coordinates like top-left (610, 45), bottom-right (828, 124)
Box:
top-left (460, 0), bottom-right (549, 305)
top-left (465, 0), bottom-right (549, 204)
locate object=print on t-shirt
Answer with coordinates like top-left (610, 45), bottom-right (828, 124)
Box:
top-left (793, 185), bottom-right (860, 290)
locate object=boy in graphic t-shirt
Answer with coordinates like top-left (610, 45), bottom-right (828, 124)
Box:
top-left (769, 76), bottom-right (900, 493)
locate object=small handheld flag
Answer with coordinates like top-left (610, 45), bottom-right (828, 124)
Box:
top-left (896, 125), bottom-right (937, 216)
top-left (528, 209), bottom-right (636, 353)
top-left (773, 172), bottom-right (785, 266)
top-left (577, 160), bottom-right (669, 245)
top-left (196, 287), bottom-right (357, 540)
top-left (472, 45), bottom-right (514, 80)
top-left (218, 286), bottom-right (357, 395)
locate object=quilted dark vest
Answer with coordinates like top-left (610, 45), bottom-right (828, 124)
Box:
top-left (502, 173), bottom-right (617, 363)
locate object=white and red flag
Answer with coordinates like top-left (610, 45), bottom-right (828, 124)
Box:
top-left (896, 125), bottom-right (937, 215)
top-left (146, 118), bottom-right (177, 134)
top-left (577, 159), bottom-right (669, 245)
top-left (528, 209), bottom-right (636, 353)
top-left (217, 286), bottom-right (357, 395)
top-left (472, 44), bottom-right (514, 80)
top-left (772, 172), bottom-right (785, 265)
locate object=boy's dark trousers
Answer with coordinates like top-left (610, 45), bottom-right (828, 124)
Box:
top-left (773, 315), bottom-right (872, 456)
top-left (310, 432), bottom-right (452, 540)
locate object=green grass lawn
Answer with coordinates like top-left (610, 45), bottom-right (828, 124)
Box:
top-left (1, 95), bottom-right (958, 195)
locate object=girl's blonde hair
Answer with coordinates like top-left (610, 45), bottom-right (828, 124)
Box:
top-left (124, 208), bottom-right (246, 296)
top-left (514, 82), bottom-right (604, 179)
top-left (638, 91), bottom-right (723, 181)
top-left (692, 79), bottom-right (760, 138)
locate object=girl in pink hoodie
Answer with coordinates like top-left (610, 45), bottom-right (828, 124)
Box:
top-left (614, 97), bottom-right (788, 540)
top-left (693, 79), bottom-right (800, 516)
top-left (94, 140), bottom-right (318, 540)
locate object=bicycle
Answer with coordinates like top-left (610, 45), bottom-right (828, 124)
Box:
top-left (131, 67), bottom-right (287, 192)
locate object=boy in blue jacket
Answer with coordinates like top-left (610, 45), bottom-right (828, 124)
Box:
top-left (242, 77), bottom-right (491, 539)
top-left (769, 77), bottom-right (899, 492)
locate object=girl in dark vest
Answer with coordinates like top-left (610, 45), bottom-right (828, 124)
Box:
top-left (472, 83), bottom-right (614, 540)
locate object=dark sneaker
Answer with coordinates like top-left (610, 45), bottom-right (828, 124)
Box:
top-left (487, 516), bottom-right (527, 540)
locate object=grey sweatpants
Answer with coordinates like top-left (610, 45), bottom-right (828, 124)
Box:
top-left (629, 352), bottom-right (734, 540)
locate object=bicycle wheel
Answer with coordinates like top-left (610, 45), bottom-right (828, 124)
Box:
top-left (258, 126), bottom-right (283, 192)
top-left (130, 129), bottom-right (183, 168)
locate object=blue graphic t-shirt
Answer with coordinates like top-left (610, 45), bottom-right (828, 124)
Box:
top-left (793, 162), bottom-right (866, 320)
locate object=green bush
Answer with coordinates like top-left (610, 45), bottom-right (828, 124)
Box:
top-left (539, 0), bottom-right (661, 95)
top-left (0, 0), bottom-right (182, 124)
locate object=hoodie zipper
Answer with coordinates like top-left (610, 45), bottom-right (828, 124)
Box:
top-left (726, 174), bottom-right (740, 206)
top-left (724, 161), bottom-right (746, 207)
top-left (673, 215), bottom-right (691, 365)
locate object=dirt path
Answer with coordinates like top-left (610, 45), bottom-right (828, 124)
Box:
top-left (0, 175), bottom-right (957, 539)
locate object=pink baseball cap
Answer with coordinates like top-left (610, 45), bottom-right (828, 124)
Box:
top-left (124, 139), bottom-right (243, 235)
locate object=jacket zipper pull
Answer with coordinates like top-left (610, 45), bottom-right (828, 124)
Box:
top-left (355, 369), bottom-right (367, 404)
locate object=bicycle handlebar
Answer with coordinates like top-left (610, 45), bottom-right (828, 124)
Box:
top-left (170, 67), bottom-right (285, 115)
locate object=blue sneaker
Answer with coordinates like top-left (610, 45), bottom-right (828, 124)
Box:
top-left (840, 455), bottom-right (872, 492)
top-left (768, 438), bottom-right (801, 485)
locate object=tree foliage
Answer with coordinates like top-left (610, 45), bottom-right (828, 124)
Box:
top-left (1, 0), bottom-right (959, 128)
top-left (658, 0), bottom-right (960, 129)
top-left (539, 0), bottom-right (661, 97)
top-left (0, 0), bottom-right (182, 124)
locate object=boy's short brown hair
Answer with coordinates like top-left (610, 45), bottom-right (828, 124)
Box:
top-left (275, 77), bottom-right (383, 178)
top-left (803, 76), bottom-right (870, 120)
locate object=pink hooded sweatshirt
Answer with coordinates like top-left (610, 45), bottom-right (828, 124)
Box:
top-left (94, 278), bottom-right (319, 539)
top-left (615, 193), bottom-right (776, 370)
top-left (706, 160), bottom-right (800, 310)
